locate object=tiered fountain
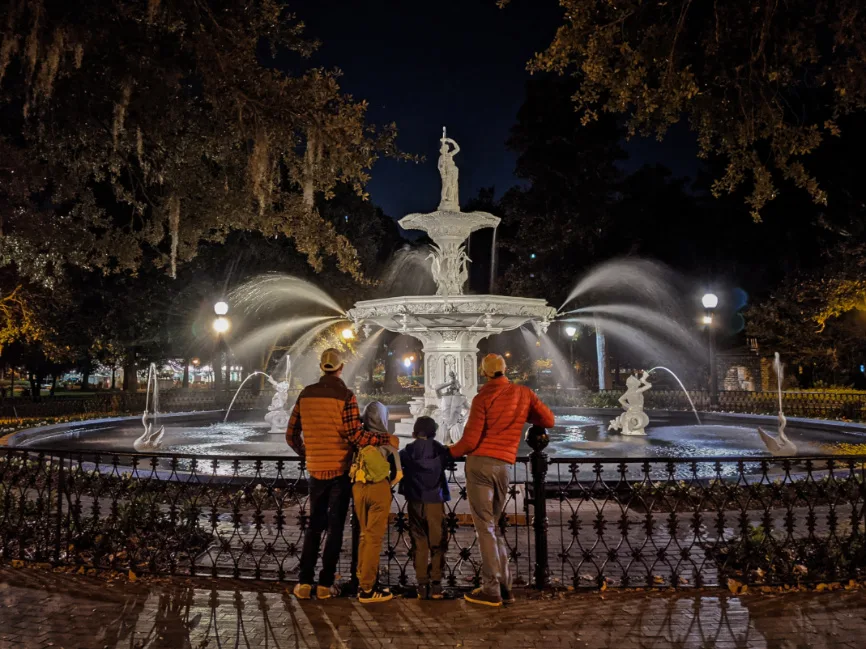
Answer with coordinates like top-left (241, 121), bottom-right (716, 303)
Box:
top-left (347, 129), bottom-right (556, 435)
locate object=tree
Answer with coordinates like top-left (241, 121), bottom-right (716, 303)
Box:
top-left (498, 77), bottom-right (625, 305)
top-left (0, 0), bottom-right (407, 287)
top-left (506, 0), bottom-right (866, 219)
top-left (746, 276), bottom-right (866, 386)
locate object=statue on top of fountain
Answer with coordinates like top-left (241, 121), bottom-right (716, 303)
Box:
top-left (609, 371), bottom-right (652, 436)
top-left (438, 127), bottom-right (461, 211)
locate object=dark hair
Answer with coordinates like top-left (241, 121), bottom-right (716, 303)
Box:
top-left (413, 415), bottom-right (438, 439)
top-left (493, 371), bottom-right (504, 378)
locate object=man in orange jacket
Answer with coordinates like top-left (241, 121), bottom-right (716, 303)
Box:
top-left (450, 353), bottom-right (555, 607)
top-left (287, 348), bottom-right (400, 600)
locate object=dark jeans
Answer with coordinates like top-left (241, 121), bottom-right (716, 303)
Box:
top-left (298, 474), bottom-right (352, 587)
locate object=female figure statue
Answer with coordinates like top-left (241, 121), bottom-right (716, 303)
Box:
top-left (438, 129), bottom-right (460, 211)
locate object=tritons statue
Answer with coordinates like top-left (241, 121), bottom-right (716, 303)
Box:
top-left (609, 371), bottom-right (652, 436)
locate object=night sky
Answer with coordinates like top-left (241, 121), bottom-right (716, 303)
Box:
top-left (292, 0), bottom-right (700, 220)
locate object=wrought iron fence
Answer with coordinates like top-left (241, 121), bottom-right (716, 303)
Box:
top-left (2, 438), bottom-right (866, 591)
top-left (0, 390), bottom-right (270, 419)
top-left (542, 389), bottom-right (866, 420)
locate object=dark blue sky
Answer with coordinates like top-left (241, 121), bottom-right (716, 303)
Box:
top-left (293, 0), bottom-right (699, 219)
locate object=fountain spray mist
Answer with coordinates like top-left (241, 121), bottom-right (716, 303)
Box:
top-left (343, 328), bottom-right (385, 387)
top-left (647, 366), bottom-right (702, 424)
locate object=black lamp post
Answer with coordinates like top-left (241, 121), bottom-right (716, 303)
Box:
top-left (213, 301), bottom-right (230, 395)
top-left (702, 293), bottom-right (719, 407)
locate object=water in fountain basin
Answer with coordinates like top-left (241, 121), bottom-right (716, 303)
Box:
top-left (647, 366), bottom-right (701, 424)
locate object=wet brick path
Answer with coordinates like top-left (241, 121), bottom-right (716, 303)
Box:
top-left (2, 568), bottom-right (866, 648)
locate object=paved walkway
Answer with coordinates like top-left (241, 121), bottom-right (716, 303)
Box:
top-left (2, 569), bottom-right (866, 649)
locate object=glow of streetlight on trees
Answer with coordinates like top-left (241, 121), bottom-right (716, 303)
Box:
top-left (214, 301), bottom-right (229, 315)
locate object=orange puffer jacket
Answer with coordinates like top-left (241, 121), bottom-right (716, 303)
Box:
top-left (449, 376), bottom-right (555, 464)
top-left (297, 376), bottom-right (354, 478)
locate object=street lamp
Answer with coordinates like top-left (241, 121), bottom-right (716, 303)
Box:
top-left (564, 325), bottom-right (577, 384)
top-left (341, 328), bottom-right (355, 340)
top-left (702, 293), bottom-right (719, 407)
top-left (213, 301), bottom-right (231, 394)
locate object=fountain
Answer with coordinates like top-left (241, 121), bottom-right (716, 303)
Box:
top-left (134, 363), bottom-right (165, 452)
top-left (757, 352), bottom-right (797, 455)
top-left (263, 375), bottom-right (292, 434)
top-left (347, 129), bottom-right (556, 435)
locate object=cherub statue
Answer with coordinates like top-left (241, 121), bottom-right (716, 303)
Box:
top-left (609, 371), bottom-right (652, 436)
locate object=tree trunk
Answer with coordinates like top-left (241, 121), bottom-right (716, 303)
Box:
top-left (213, 351), bottom-right (222, 393)
top-left (28, 371), bottom-right (39, 402)
top-left (81, 367), bottom-right (91, 391)
top-left (182, 358), bottom-right (190, 389)
top-left (110, 366), bottom-right (116, 390)
top-left (123, 356), bottom-right (138, 392)
top-left (50, 374), bottom-right (57, 397)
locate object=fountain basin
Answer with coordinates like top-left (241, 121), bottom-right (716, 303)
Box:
top-left (8, 408), bottom-right (866, 480)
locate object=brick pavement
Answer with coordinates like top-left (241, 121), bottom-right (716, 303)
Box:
top-left (2, 568), bottom-right (866, 649)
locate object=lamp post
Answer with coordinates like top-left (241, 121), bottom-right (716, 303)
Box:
top-left (702, 293), bottom-right (718, 408)
top-left (213, 301), bottom-right (230, 397)
top-left (564, 325), bottom-right (577, 386)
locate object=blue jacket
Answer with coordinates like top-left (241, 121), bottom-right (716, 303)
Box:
top-left (398, 439), bottom-right (451, 503)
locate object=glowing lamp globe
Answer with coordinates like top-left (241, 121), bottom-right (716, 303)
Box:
top-left (214, 301), bottom-right (229, 316)
top-left (565, 326), bottom-right (577, 337)
top-left (701, 293), bottom-right (719, 309)
top-left (213, 317), bottom-right (230, 333)
top-left (341, 328), bottom-right (354, 340)
top-left (403, 358), bottom-right (412, 368)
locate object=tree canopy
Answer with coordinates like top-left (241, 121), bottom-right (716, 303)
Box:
top-left (0, 0), bottom-right (406, 286)
top-left (505, 0), bottom-right (866, 220)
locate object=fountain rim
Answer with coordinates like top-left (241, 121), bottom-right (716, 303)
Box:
top-left (349, 293), bottom-right (556, 310)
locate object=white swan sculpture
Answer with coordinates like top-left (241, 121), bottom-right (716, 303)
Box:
top-left (134, 411), bottom-right (165, 452)
top-left (757, 412), bottom-right (797, 456)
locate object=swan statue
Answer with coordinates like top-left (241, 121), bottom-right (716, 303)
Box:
top-left (134, 410), bottom-right (165, 452)
top-left (757, 412), bottom-right (796, 456)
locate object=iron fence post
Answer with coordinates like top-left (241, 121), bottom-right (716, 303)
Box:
top-left (54, 455), bottom-right (64, 564)
top-left (526, 425), bottom-right (549, 590)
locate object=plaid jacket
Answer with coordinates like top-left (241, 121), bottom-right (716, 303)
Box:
top-left (286, 374), bottom-right (391, 479)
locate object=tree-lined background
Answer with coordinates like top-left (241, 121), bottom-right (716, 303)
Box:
top-left (2, 0), bottom-right (866, 397)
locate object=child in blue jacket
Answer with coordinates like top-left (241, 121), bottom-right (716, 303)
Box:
top-left (398, 416), bottom-right (451, 599)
